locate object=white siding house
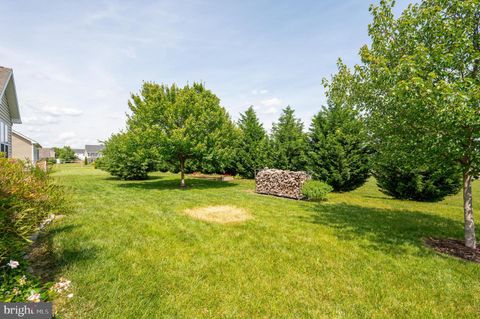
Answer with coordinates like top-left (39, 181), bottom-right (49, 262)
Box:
top-left (85, 144), bottom-right (104, 163)
top-left (0, 67), bottom-right (21, 158)
top-left (73, 148), bottom-right (85, 161)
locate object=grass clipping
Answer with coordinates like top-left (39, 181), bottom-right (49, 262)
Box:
top-left (184, 205), bottom-right (251, 224)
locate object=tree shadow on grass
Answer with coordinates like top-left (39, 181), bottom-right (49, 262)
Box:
top-left (102, 175), bottom-right (163, 181)
top-left (116, 177), bottom-right (237, 190)
top-left (304, 203), bottom-right (465, 255)
top-left (28, 223), bottom-right (98, 282)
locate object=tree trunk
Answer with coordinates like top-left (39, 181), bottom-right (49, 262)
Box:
top-left (180, 157), bottom-right (186, 188)
top-left (463, 170), bottom-right (476, 249)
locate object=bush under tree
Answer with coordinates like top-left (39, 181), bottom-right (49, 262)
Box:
top-left (374, 160), bottom-right (462, 202)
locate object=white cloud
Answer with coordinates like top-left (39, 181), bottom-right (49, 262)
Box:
top-left (83, 2), bottom-right (125, 25)
top-left (41, 106), bottom-right (83, 117)
top-left (261, 97), bottom-right (282, 107)
top-left (263, 106), bottom-right (278, 114)
top-left (22, 115), bottom-right (60, 125)
top-left (252, 89), bottom-right (268, 95)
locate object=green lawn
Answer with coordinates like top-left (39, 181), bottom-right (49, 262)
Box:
top-left (48, 164), bottom-right (480, 318)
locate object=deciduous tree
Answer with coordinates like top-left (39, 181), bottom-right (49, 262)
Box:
top-left (127, 82), bottom-right (237, 187)
top-left (358, 0), bottom-right (480, 248)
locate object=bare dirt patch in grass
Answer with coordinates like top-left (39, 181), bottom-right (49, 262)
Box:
top-left (425, 237), bottom-right (480, 263)
top-left (184, 205), bottom-right (251, 224)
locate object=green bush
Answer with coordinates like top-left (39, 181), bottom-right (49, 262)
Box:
top-left (97, 131), bottom-right (156, 180)
top-left (374, 164), bottom-right (462, 202)
top-left (301, 180), bottom-right (333, 201)
top-left (0, 158), bottom-right (68, 260)
top-left (0, 158), bottom-right (69, 302)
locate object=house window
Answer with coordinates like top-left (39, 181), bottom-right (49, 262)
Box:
top-left (0, 121), bottom-right (9, 158)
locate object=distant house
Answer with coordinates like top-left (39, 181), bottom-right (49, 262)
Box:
top-left (39, 147), bottom-right (56, 159)
top-left (73, 148), bottom-right (85, 161)
top-left (0, 67), bottom-right (21, 158)
top-left (85, 144), bottom-right (104, 163)
top-left (12, 130), bottom-right (42, 163)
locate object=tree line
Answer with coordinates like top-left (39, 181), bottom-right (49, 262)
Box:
top-left (97, 81), bottom-right (374, 192)
top-left (97, 0), bottom-right (479, 249)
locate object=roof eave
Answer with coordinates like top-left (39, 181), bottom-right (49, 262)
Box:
top-left (2, 73), bottom-right (22, 124)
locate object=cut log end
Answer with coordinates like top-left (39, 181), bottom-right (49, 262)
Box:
top-left (255, 169), bottom-right (310, 199)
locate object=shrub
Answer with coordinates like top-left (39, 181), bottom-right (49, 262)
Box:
top-left (0, 158), bottom-right (69, 302)
top-left (374, 164), bottom-right (462, 202)
top-left (301, 180), bottom-right (333, 201)
top-left (97, 131), bottom-right (156, 180)
top-left (0, 158), bottom-right (68, 261)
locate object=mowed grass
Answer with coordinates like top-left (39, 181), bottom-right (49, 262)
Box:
top-left (49, 164), bottom-right (480, 318)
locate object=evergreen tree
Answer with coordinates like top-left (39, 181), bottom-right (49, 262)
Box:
top-left (308, 61), bottom-right (371, 191)
top-left (270, 106), bottom-right (307, 171)
top-left (236, 106), bottom-right (270, 178)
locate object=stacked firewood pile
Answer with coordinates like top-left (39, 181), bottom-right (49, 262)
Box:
top-left (255, 169), bottom-right (310, 199)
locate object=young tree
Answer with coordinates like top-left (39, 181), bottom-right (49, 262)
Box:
top-left (270, 106), bottom-right (308, 172)
top-left (358, 0), bottom-right (480, 248)
top-left (236, 106), bottom-right (270, 178)
top-left (308, 62), bottom-right (371, 191)
top-left (127, 82), bottom-right (237, 187)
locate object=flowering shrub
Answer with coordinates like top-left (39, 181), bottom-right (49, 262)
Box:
top-left (0, 260), bottom-right (53, 302)
top-left (1, 259), bottom-right (73, 302)
top-left (0, 157), bottom-right (70, 302)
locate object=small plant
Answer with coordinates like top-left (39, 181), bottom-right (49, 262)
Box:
top-left (301, 180), bottom-right (332, 201)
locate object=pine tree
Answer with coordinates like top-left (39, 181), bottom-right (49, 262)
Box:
top-left (308, 105), bottom-right (371, 191)
top-left (236, 106), bottom-right (270, 178)
top-left (307, 61), bottom-right (371, 191)
top-left (270, 106), bottom-right (307, 171)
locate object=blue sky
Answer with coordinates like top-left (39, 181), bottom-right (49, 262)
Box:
top-left (0, 0), bottom-right (412, 148)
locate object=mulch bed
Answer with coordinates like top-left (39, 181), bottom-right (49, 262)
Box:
top-left (425, 237), bottom-right (480, 263)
